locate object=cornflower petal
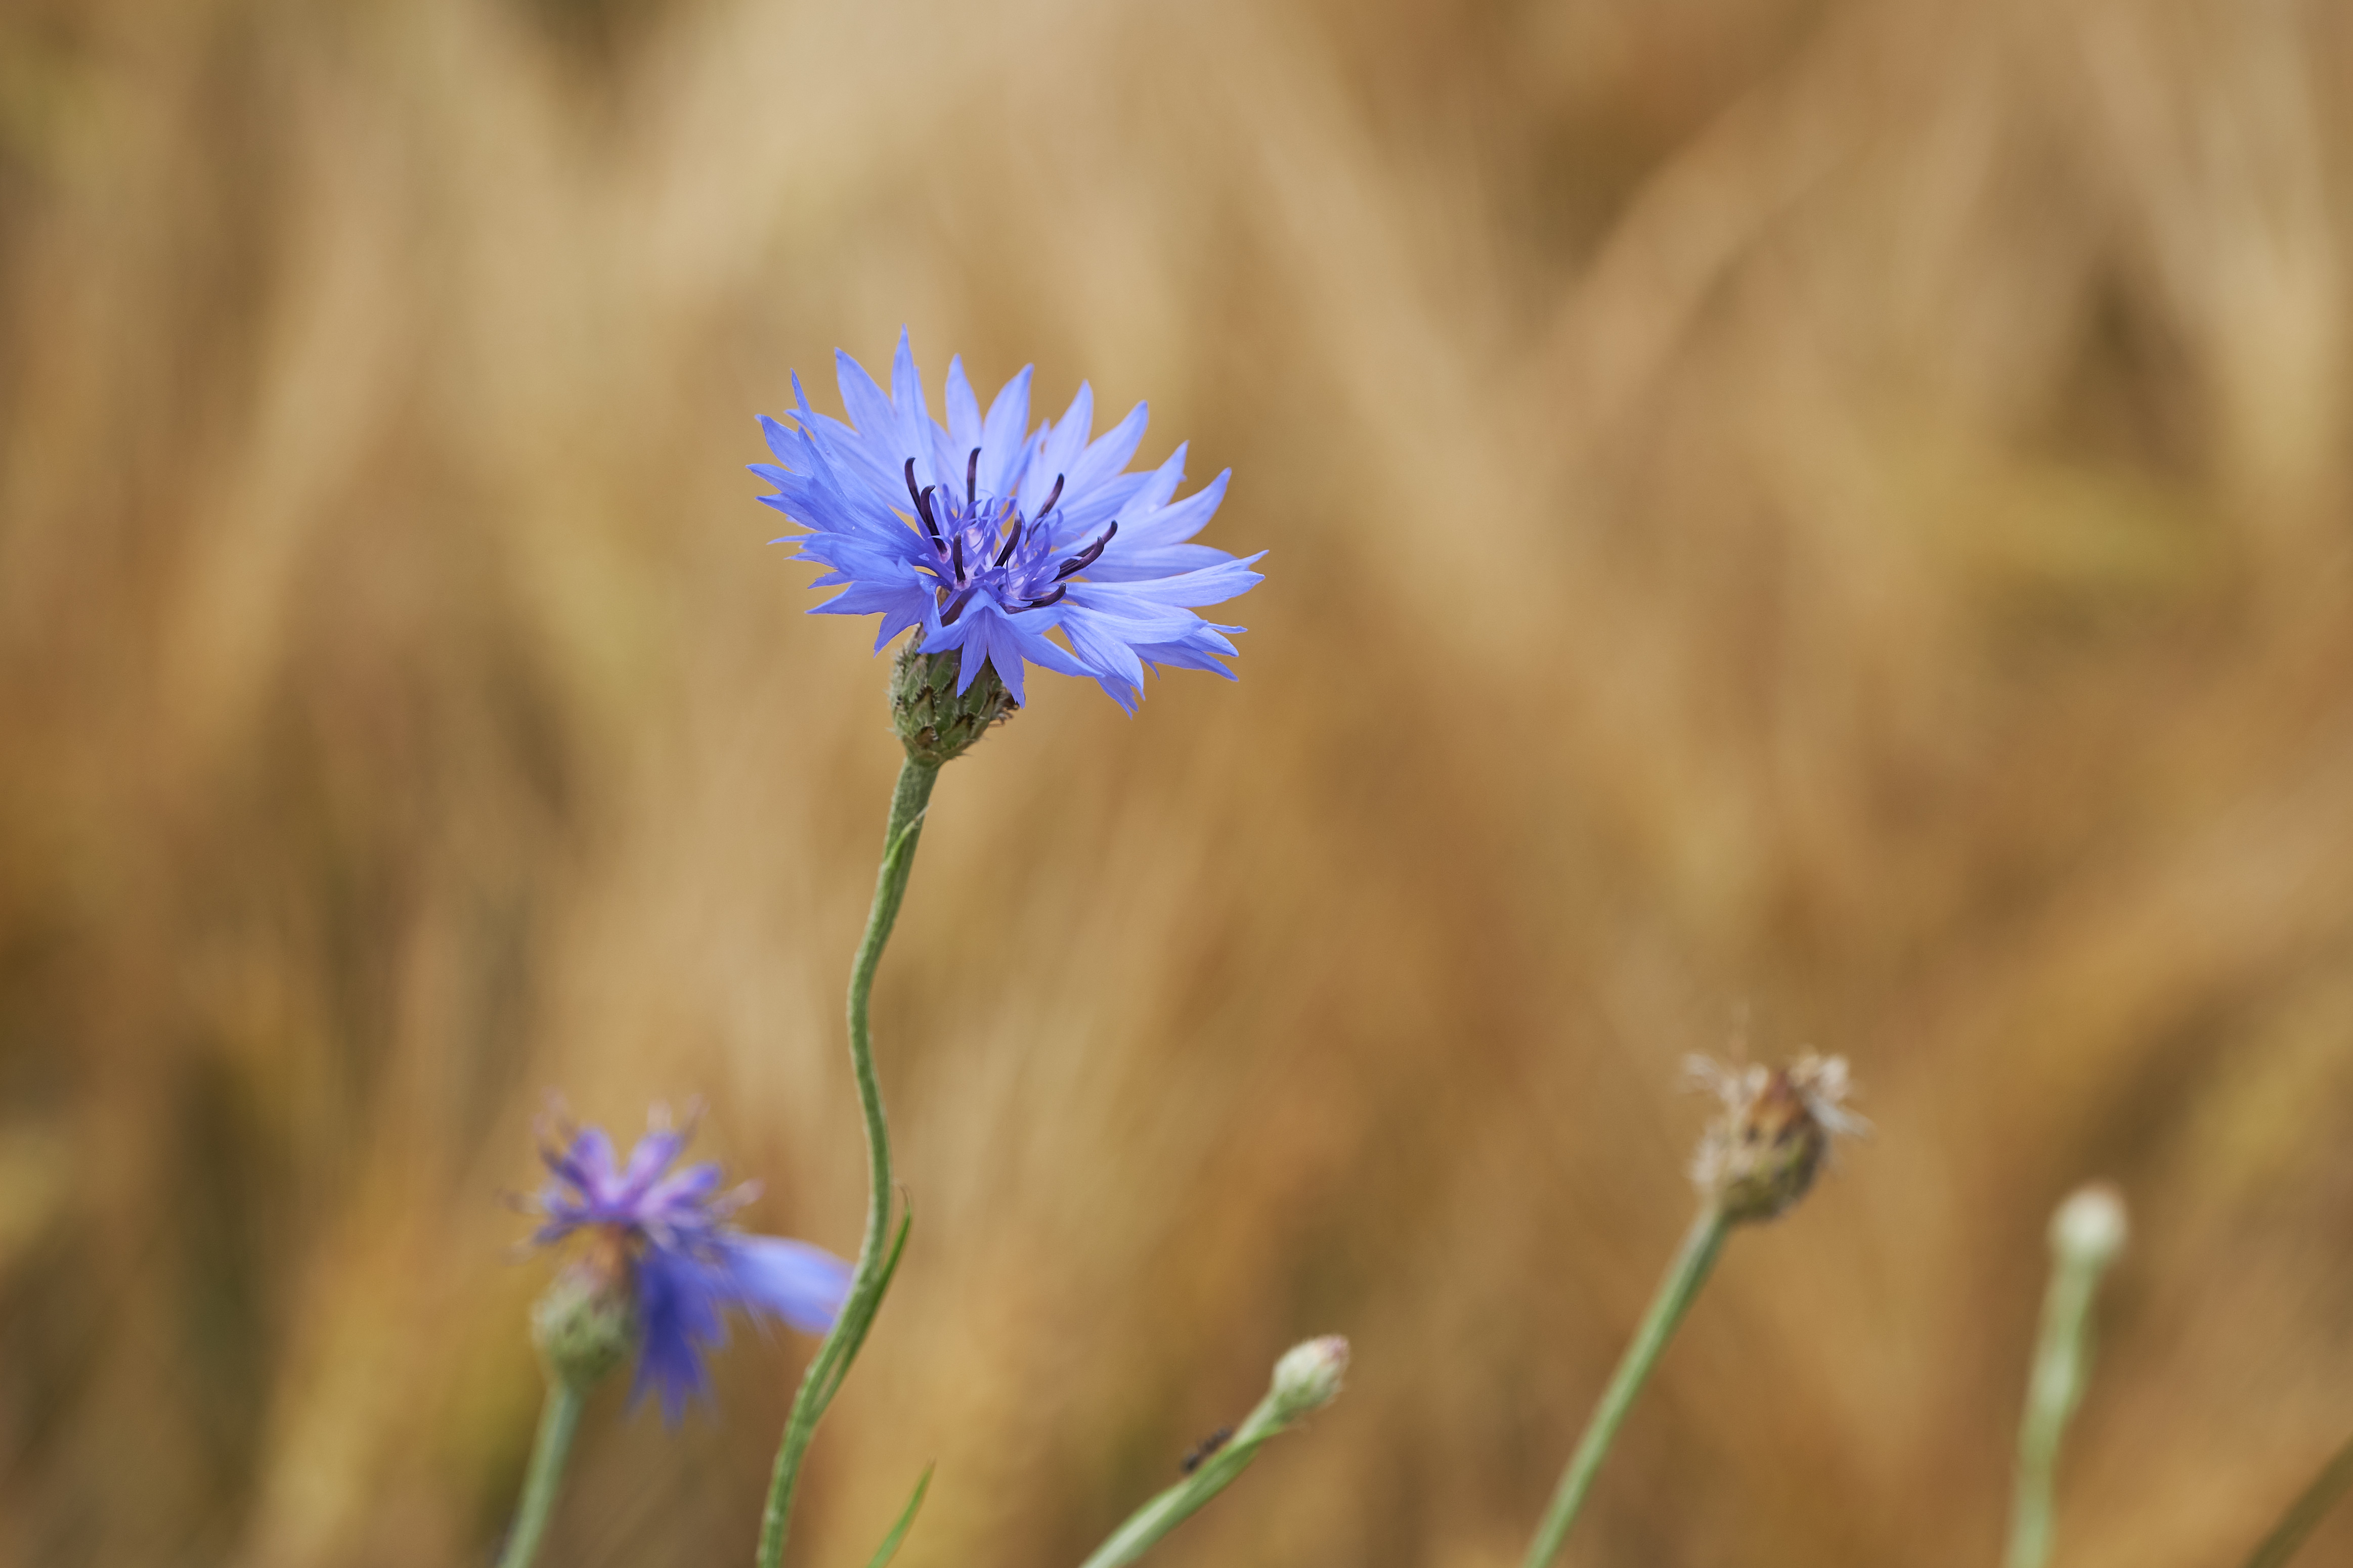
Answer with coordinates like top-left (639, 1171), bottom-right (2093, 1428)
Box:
top-left (943, 355), bottom-right (985, 457)
top-left (1037, 382), bottom-right (1094, 486)
top-left (888, 330), bottom-right (949, 501)
top-left (559, 1126), bottom-right (618, 1190)
top-left (977, 365), bottom-right (1033, 499)
top-left (1061, 401), bottom-right (1150, 503)
top-left (618, 1128), bottom-right (687, 1194)
top-left (638, 1161), bottom-right (725, 1215)
top-left (718, 1236), bottom-right (855, 1336)
top-left (634, 1248), bottom-right (732, 1422)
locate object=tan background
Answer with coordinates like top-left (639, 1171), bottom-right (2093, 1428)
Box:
top-left (5, 0), bottom-right (2353, 1563)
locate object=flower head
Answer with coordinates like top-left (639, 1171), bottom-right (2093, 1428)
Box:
top-left (2050, 1183), bottom-right (2127, 1267)
top-left (530, 1108), bottom-right (850, 1421)
top-left (1686, 1053), bottom-right (1865, 1224)
top-left (1269, 1335), bottom-right (1351, 1420)
top-left (753, 329), bottom-right (1263, 712)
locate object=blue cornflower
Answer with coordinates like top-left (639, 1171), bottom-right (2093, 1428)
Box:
top-left (531, 1110), bottom-right (850, 1422)
top-left (753, 329), bottom-right (1263, 711)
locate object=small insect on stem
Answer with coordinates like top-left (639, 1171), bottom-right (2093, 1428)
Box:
top-left (1180, 1426), bottom-right (1234, 1475)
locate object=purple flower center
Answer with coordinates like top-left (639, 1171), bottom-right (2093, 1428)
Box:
top-left (904, 453), bottom-right (1116, 625)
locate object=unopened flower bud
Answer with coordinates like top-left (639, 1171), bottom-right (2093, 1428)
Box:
top-left (1268, 1335), bottom-right (1350, 1421)
top-left (2050, 1183), bottom-right (2127, 1268)
top-left (531, 1257), bottom-right (637, 1389)
top-left (1689, 1053), bottom-right (1865, 1225)
top-left (891, 636), bottom-right (1016, 766)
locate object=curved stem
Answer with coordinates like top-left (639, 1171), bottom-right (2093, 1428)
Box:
top-left (757, 757), bottom-right (940, 1568)
top-left (1522, 1204), bottom-right (1731, 1568)
top-left (497, 1377), bottom-right (587, 1568)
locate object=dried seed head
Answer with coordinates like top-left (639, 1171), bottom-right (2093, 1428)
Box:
top-left (1687, 1053), bottom-right (1865, 1225)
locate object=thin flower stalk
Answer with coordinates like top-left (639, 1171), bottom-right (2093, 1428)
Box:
top-left (1520, 1205), bottom-right (1729, 1568)
top-left (2004, 1185), bottom-right (2128, 1568)
top-left (755, 758), bottom-right (936, 1568)
top-left (496, 1379), bottom-right (588, 1568)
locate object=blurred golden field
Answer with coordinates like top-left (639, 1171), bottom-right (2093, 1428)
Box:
top-left (6, 0), bottom-right (2353, 1563)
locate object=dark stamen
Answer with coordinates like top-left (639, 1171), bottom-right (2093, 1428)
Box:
top-left (966, 447), bottom-right (981, 507)
top-left (1052, 519), bottom-right (1118, 581)
top-left (992, 519), bottom-right (1023, 569)
top-left (1014, 584), bottom-right (1068, 612)
top-left (904, 459), bottom-right (943, 544)
top-left (951, 535), bottom-right (965, 583)
top-left (1036, 473), bottom-right (1066, 520)
top-left (940, 584), bottom-right (979, 625)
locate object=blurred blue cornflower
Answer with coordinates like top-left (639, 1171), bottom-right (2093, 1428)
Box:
top-left (531, 1109), bottom-right (850, 1421)
top-left (753, 329), bottom-right (1263, 711)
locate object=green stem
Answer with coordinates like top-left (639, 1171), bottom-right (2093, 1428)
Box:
top-left (2241, 1430), bottom-right (2353, 1568)
top-left (1074, 1393), bottom-right (1296, 1568)
top-left (1522, 1204), bottom-right (1731, 1568)
top-left (497, 1377), bottom-right (588, 1568)
top-left (2005, 1192), bottom-right (2127, 1568)
top-left (756, 757), bottom-right (939, 1568)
